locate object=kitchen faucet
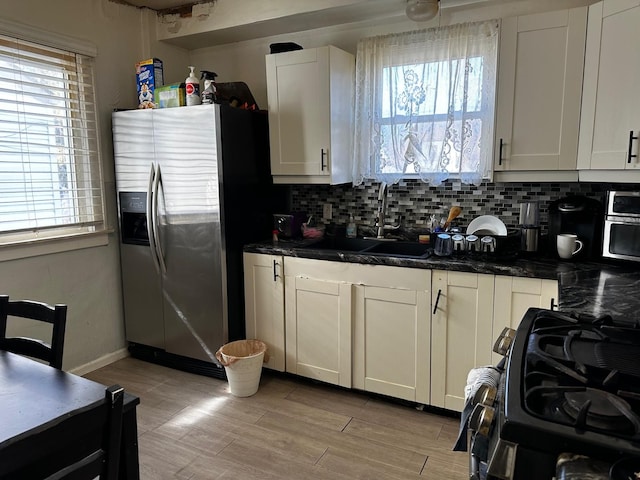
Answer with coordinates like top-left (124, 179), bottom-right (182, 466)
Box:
top-left (375, 182), bottom-right (401, 239)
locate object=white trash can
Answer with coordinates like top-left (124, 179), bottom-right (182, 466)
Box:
top-left (215, 339), bottom-right (267, 397)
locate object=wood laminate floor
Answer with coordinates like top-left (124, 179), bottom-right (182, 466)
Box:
top-left (85, 357), bottom-right (467, 480)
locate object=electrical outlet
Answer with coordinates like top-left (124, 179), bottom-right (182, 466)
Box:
top-left (322, 203), bottom-right (332, 220)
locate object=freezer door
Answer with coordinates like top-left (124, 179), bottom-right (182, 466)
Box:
top-left (120, 243), bottom-right (164, 348)
top-left (153, 105), bottom-right (226, 363)
top-left (112, 109), bottom-right (155, 193)
top-left (113, 109), bottom-right (165, 349)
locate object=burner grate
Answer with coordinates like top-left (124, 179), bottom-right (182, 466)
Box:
top-left (524, 386), bottom-right (640, 439)
top-left (595, 343), bottom-right (640, 377)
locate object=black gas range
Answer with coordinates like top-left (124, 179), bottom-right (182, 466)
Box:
top-left (469, 308), bottom-right (640, 480)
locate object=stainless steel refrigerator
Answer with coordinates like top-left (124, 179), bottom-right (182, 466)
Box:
top-left (112, 104), bottom-right (281, 377)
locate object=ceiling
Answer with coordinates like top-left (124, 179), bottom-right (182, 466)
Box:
top-left (121, 0), bottom-right (196, 10)
top-left (120, 0), bottom-right (498, 47)
top-left (121, 0), bottom-right (493, 14)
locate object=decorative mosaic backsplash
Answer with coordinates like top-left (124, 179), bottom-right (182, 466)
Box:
top-left (289, 180), bottom-right (640, 234)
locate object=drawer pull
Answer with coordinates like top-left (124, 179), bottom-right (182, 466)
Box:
top-left (320, 148), bottom-right (327, 171)
top-left (628, 130), bottom-right (638, 164)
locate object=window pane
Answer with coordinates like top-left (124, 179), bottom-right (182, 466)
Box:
top-left (0, 34), bottom-right (104, 242)
top-left (352, 21), bottom-right (499, 186)
top-left (378, 57), bottom-right (486, 175)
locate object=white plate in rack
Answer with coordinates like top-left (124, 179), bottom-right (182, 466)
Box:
top-left (466, 215), bottom-right (508, 236)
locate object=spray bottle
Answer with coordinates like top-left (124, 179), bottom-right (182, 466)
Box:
top-left (185, 66), bottom-right (201, 106)
top-left (200, 70), bottom-right (218, 104)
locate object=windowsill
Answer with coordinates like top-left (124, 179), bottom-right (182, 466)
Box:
top-left (0, 230), bottom-right (113, 262)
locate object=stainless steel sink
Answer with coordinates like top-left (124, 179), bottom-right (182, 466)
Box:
top-left (362, 241), bottom-right (431, 258)
top-left (302, 237), bottom-right (382, 252)
top-left (301, 237), bottom-right (431, 258)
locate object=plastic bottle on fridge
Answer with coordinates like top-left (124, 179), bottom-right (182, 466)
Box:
top-left (185, 66), bottom-right (201, 106)
top-left (200, 70), bottom-right (218, 104)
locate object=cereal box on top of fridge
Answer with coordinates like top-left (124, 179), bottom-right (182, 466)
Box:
top-left (136, 58), bottom-right (163, 109)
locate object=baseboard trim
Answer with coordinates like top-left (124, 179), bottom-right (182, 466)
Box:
top-left (69, 347), bottom-right (130, 376)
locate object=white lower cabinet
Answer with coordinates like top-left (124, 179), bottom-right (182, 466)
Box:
top-left (284, 258), bottom-right (353, 387)
top-left (431, 271), bottom-right (558, 412)
top-left (243, 253), bottom-right (559, 411)
top-left (285, 275), bottom-right (352, 387)
top-left (243, 253), bottom-right (285, 372)
top-left (352, 267), bottom-right (431, 404)
top-left (492, 276), bottom-right (558, 363)
top-left (283, 257), bottom-right (431, 396)
top-left (431, 270), bottom-right (495, 412)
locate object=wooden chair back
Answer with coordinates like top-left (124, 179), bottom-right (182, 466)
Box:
top-left (44, 385), bottom-right (124, 480)
top-left (0, 294), bottom-right (67, 369)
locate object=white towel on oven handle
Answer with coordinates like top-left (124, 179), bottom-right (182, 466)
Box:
top-left (464, 365), bottom-right (501, 403)
top-left (453, 366), bottom-right (501, 452)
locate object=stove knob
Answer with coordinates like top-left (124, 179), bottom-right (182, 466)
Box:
top-left (468, 404), bottom-right (495, 437)
top-left (493, 327), bottom-right (516, 355)
top-left (472, 384), bottom-right (497, 407)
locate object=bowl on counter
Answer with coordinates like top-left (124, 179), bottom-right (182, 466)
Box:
top-left (301, 223), bottom-right (325, 240)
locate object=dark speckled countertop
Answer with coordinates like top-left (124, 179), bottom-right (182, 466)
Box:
top-left (244, 240), bottom-right (640, 325)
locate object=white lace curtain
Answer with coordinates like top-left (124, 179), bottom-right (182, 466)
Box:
top-left (352, 20), bottom-right (499, 187)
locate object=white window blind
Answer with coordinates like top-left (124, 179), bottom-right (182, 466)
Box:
top-left (0, 33), bottom-right (104, 245)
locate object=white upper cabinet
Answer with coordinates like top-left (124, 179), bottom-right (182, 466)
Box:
top-left (265, 46), bottom-right (354, 185)
top-left (578, 0), bottom-right (640, 177)
top-left (494, 7), bottom-right (587, 181)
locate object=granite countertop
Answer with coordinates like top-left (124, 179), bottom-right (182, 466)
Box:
top-left (244, 239), bottom-right (640, 324)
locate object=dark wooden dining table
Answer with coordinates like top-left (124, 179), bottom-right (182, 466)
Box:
top-left (0, 350), bottom-right (140, 479)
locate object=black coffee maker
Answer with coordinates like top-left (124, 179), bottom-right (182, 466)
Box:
top-left (548, 196), bottom-right (604, 259)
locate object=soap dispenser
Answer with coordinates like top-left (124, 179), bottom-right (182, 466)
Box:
top-left (346, 215), bottom-right (357, 238)
top-left (185, 66), bottom-right (201, 106)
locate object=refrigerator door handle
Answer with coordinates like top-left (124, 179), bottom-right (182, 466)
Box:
top-left (152, 163), bottom-right (167, 274)
top-left (147, 163), bottom-right (162, 274)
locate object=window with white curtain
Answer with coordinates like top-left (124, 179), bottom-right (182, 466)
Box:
top-left (352, 20), bottom-right (499, 186)
top-left (0, 32), bottom-right (104, 246)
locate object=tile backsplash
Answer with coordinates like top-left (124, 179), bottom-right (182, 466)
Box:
top-left (289, 180), bottom-right (638, 233)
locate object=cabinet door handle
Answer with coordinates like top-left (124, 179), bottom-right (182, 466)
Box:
top-left (628, 131), bottom-right (638, 164)
top-left (320, 148), bottom-right (327, 171)
top-left (497, 138), bottom-right (504, 166)
top-left (550, 298), bottom-right (557, 311)
top-left (273, 260), bottom-right (280, 282)
top-left (433, 289), bottom-right (442, 315)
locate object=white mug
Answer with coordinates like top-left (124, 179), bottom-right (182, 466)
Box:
top-left (557, 234), bottom-right (583, 259)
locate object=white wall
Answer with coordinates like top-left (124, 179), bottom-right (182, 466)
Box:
top-left (0, 0), bottom-right (186, 371)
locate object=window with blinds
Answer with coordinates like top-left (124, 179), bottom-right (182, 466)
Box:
top-left (0, 33), bottom-right (104, 245)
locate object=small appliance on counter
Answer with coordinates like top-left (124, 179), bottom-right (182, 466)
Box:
top-left (548, 196), bottom-right (604, 260)
top-left (273, 212), bottom-right (307, 239)
top-left (602, 190), bottom-right (640, 262)
top-left (518, 202), bottom-right (540, 254)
